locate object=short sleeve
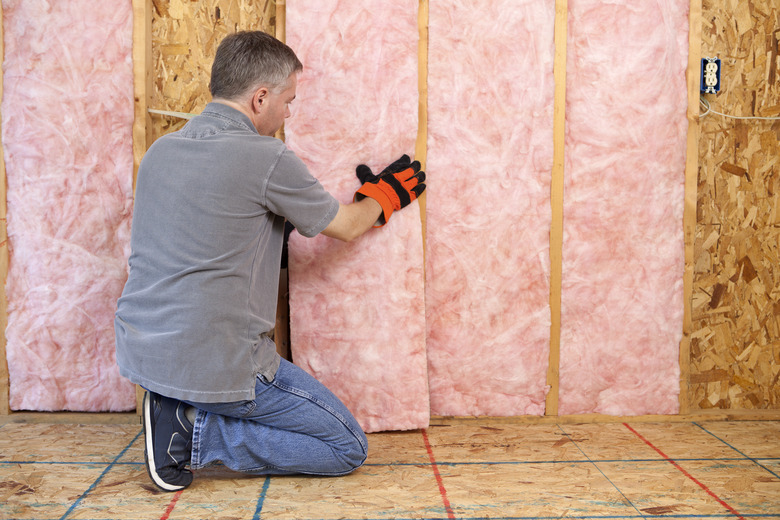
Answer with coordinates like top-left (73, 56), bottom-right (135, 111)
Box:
top-left (264, 149), bottom-right (339, 237)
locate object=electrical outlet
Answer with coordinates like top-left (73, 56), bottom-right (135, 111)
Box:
top-left (700, 57), bottom-right (721, 94)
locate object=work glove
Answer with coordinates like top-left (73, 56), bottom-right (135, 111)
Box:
top-left (354, 154), bottom-right (426, 226)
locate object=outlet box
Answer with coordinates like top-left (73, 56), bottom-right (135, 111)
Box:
top-left (701, 57), bottom-right (721, 94)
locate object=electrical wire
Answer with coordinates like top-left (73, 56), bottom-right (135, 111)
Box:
top-left (699, 96), bottom-right (780, 121)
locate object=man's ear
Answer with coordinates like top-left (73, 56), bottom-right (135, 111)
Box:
top-left (252, 87), bottom-right (269, 112)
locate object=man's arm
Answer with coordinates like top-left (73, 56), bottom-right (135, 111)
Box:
top-left (320, 155), bottom-right (426, 242)
top-left (320, 197), bottom-right (382, 242)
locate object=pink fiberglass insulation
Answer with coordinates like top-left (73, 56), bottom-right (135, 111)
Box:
top-left (425, 0), bottom-right (556, 416)
top-left (2, 0), bottom-right (135, 410)
top-left (559, 0), bottom-right (688, 415)
top-left (285, 0), bottom-right (428, 432)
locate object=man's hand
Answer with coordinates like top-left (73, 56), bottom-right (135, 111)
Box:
top-left (354, 154), bottom-right (426, 226)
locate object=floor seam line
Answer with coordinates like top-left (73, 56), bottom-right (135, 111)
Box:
top-left (557, 424), bottom-right (646, 518)
top-left (692, 422), bottom-right (780, 480)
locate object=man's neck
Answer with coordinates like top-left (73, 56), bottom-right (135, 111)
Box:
top-left (212, 98), bottom-right (252, 120)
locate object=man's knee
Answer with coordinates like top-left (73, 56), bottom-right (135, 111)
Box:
top-left (333, 433), bottom-right (367, 475)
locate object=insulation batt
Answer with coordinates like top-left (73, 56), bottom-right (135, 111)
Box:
top-left (559, 0), bottom-right (689, 415)
top-left (425, 0), bottom-right (556, 416)
top-left (2, 0), bottom-right (135, 410)
top-left (285, 0), bottom-right (428, 432)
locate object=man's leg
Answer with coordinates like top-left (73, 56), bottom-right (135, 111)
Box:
top-left (186, 359), bottom-right (368, 476)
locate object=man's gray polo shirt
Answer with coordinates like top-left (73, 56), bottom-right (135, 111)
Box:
top-left (115, 102), bottom-right (339, 403)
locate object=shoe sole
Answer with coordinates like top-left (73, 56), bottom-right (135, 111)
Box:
top-left (143, 391), bottom-right (187, 492)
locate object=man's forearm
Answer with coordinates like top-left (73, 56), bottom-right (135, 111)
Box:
top-left (320, 198), bottom-right (383, 242)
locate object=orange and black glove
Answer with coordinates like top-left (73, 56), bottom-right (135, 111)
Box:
top-left (354, 155), bottom-right (426, 226)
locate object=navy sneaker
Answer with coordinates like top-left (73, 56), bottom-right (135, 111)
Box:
top-left (142, 391), bottom-right (194, 491)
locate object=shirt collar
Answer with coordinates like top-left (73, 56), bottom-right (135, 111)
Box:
top-left (200, 102), bottom-right (258, 134)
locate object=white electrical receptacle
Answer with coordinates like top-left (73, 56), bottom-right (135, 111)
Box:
top-left (701, 57), bottom-right (721, 94)
top-left (704, 62), bottom-right (718, 87)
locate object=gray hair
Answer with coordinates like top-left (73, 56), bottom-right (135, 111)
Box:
top-left (209, 31), bottom-right (303, 100)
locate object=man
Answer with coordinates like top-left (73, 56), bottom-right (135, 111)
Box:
top-left (115, 31), bottom-right (425, 491)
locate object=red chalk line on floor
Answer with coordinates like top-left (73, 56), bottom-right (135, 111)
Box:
top-left (159, 489), bottom-right (184, 520)
top-left (623, 423), bottom-right (745, 520)
top-left (422, 429), bottom-right (456, 519)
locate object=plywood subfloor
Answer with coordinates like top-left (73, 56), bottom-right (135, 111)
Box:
top-left (1, 419), bottom-right (778, 519)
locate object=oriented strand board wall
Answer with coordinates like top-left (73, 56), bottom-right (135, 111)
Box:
top-left (148, 0), bottom-right (276, 143)
top-left (691, 0), bottom-right (780, 410)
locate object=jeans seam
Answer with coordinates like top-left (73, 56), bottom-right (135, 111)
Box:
top-left (191, 409), bottom-right (207, 469)
top-left (271, 380), bottom-right (368, 456)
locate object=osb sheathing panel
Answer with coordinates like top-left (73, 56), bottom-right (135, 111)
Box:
top-left (149, 0), bottom-right (276, 143)
top-left (692, 0), bottom-right (780, 410)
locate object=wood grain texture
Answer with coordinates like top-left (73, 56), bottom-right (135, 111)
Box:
top-left (691, 0), bottom-right (780, 411)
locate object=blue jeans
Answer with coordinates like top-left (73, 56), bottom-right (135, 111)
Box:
top-left (184, 359), bottom-right (368, 476)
